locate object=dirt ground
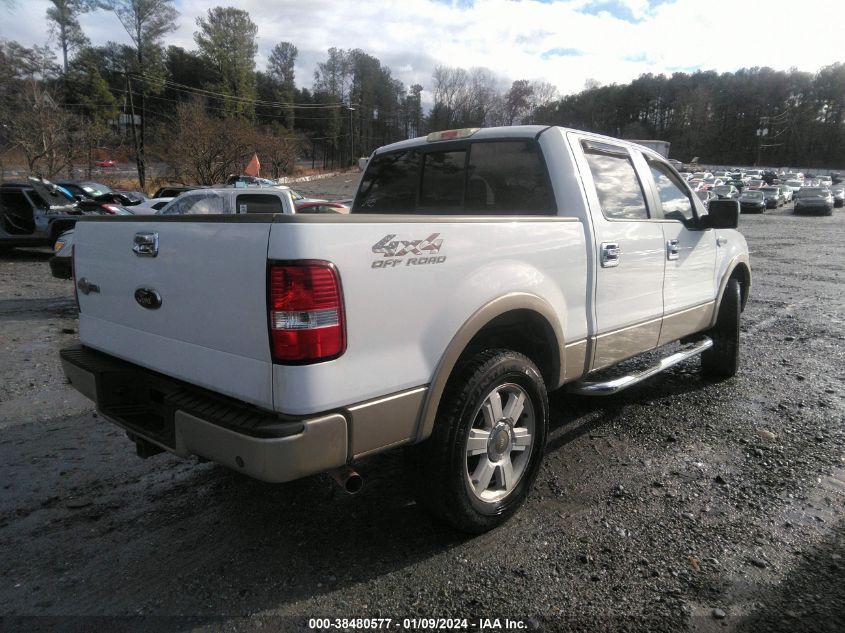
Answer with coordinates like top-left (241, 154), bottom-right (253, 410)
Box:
top-left (0, 177), bottom-right (842, 632)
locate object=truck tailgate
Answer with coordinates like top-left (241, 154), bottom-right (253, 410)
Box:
top-left (73, 218), bottom-right (274, 409)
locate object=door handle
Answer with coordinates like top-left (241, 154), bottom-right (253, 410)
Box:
top-left (666, 239), bottom-right (680, 261)
top-left (133, 231), bottom-right (159, 257)
top-left (600, 242), bottom-right (621, 268)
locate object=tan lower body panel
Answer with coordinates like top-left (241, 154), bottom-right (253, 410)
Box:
top-left (347, 386), bottom-right (427, 459)
top-left (563, 339), bottom-right (588, 382)
top-left (658, 302), bottom-right (715, 346)
top-left (592, 317), bottom-right (662, 371)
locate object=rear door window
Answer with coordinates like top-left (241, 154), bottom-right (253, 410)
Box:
top-left (354, 150), bottom-right (421, 212)
top-left (419, 150), bottom-right (466, 210)
top-left (353, 140), bottom-right (553, 215)
top-left (583, 144), bottom-right (650, 220)
top-left (466, 142), bottom-right (553, 214)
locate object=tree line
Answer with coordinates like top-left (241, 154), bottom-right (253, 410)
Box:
top-left (1, 0), bottom-right (843, 190)
top-left (535, 66), bottom-right (845, 168)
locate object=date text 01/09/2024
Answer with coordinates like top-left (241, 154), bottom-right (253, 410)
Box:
top-left (307, 617), bottom-right (529, 630)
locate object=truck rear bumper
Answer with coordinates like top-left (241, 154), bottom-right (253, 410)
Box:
top-left (60, 345), bottom-right (347, 483)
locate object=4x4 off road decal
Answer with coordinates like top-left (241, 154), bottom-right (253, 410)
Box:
top-left (371, 233), bottom-right (447, 268)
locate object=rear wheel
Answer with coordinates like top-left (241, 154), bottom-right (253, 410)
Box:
top-left (406, 349), bottom-right (548, 533)
top-left (702, 278), bottom-right (741, 378)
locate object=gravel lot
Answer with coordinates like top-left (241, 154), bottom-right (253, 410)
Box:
top-left (0, 178), bottom-right (843, 633)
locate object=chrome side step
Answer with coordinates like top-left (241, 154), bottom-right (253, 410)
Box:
top-left (567, 336), bottom-right (713, 396)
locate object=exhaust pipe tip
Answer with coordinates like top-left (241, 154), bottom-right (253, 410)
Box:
top-left (329, 466), bottom-right (364, 495)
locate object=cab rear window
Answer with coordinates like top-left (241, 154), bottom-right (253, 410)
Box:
top-left (352, 140), bottom-right (554, 215)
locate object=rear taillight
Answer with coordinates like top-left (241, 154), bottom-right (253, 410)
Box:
top-left (268, 262), bottom-right (345, 363)
top-left (71, 244), bottom-right (79, 310)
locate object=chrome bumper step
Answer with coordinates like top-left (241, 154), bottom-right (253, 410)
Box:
top-left (566, 336), bottom-right (713, 396)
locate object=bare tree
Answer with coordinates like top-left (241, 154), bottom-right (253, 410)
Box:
top-left (6, 84), bottom-right (78, 177)
top-left (527, 80), bottom-right (559, 123)
top-left (431, 65), bottom-right (469, 129)
top-left (0, 42), bottom-right (77, 178)
top-left (162, 98), bottom-right (256, 185)
top-left (255, 124), bottom-right (299, 179)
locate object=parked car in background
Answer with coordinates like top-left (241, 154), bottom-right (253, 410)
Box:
top-left (294, 201), bottom-right (349, 214)
top-left (761, 170), bottom-right (779, 185)
top-left (152, 185), bottom-right (203, 198)
top-left (739, 190), bottom-right (767, 213)
top-left (94, 159), bottom-right (116, 168)
top-left (830, 185), bottom-right (845, 208)
top-left (56, 180), bottom-right (113, 200)
top-left (50, 229), bottom-right (74, 279)
top-left (131, 197), bottom-right (175, 215)
top-left (114, 190), bottom-right (147, 204)
top-left (775, 185), bottom-right (793, 203)
top-left (760, 186), bottom-right (784, 208)
top-left (695, 189), bottom-right (717, 209)
top-left (727, 177), bottom-right (745, 191)
top-left (157, 187), bottom-right (318, 216)
top-left (712, 185), bottom-right (740, 200)
top-left (746, 179), bottom-right (765, 190)
top-left (1, 178), bottom-right (86, 252)
top-left (782, 180), bottom-right (803, 197)
top-left (793, 187), bottom-right (834, 215)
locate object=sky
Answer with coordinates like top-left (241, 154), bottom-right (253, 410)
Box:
top-left (2, 0), bottom-right (844, 105)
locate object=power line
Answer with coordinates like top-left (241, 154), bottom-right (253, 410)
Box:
top-left (131, 73), bottom-right (355, 110)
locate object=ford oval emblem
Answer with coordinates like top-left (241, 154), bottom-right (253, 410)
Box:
top-left (134, 287), bottom-right (162, 310)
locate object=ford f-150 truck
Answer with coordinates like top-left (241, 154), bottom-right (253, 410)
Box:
top-left (61, 125), bottom-right (750, 532)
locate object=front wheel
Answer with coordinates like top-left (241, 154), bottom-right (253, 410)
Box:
top-left (702, 278), bottom-right (741, 378)
top-left (405, 349), bottom-right (548, 533)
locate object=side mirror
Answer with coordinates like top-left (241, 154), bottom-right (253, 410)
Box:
top-left (700, 199), bottom-right (739, 229)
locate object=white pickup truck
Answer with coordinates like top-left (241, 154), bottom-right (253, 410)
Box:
top-left (61, 126), bottom-right (750, 532)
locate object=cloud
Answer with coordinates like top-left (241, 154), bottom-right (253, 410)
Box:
top-left (542, 48), bottom-right (583, 59)
top-left (1, 0), bottom-right (844, 103)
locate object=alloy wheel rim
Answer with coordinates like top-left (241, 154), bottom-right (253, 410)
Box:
top-left (464, 382), bottom-right (535, 504)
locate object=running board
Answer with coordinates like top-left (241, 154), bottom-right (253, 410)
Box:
top-left (566, 336), bottom-right (713, 396)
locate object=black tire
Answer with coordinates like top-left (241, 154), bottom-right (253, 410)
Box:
top-left (405, 349), bottom-right (548, 533)
top-left (702, 278), bottom-right (741, 379)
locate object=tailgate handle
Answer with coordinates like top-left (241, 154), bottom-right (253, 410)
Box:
top-left (133, 232), bottom-right (159, 257)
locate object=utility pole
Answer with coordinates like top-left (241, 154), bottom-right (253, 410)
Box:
top-left (348, 106), bottom-right (355, 166)
top-left (755, 116), bottom-right (769, 167)
top-left (126, 72), bottom-right (143, 187)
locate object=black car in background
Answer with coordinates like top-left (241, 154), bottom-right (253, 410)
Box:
top-left (793, 187), bottom-right (834, 216)
top-left (152, 185), bottom-right (204, 198)
top-left (728, 177), bottom-right (745, 191)
top-left (759, 186), bottom-right (784, 208)
top-left (56, 180), bottom-right (143, 209)
top-left (0, 178), bottom-right (85, 252)
top-left (739, 190), bottom-right (767, 213)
